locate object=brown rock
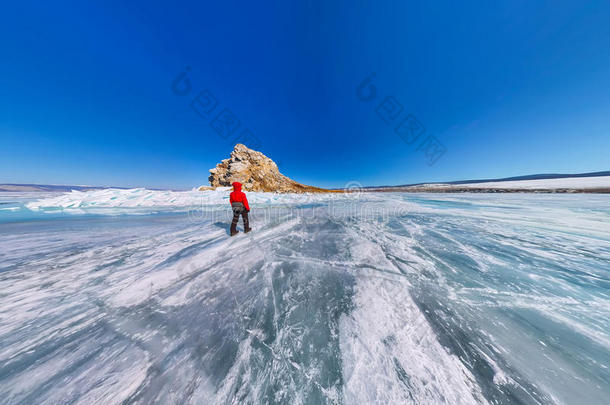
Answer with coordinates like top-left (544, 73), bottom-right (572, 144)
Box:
top-left (208, 144), bottom-right (329, 193)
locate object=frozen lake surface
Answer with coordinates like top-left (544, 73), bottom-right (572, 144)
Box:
top-left (1, 190), bottom-right (609, 404)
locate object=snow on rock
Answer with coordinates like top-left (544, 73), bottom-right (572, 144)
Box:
top-left (208, 144), bottom-right (329, 193)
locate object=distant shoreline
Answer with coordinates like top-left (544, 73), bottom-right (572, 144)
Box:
top-left (3, 170), bottom-right (609, 194)
top-left (3, 185), bottom-right (609, 194)
top-left (0, 184), bottom-right (185, 193)
top-left (350, 187), bottom-right (610, 194)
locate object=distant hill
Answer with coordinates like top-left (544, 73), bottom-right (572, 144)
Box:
top-left (360, 171), bottom-right (610, 193)
top-left (0, 184), bottom-right (178, 192)
top-left (0, 184), bottom-right (117, 192)
top-left (366, 171), bottom-right (610, 189)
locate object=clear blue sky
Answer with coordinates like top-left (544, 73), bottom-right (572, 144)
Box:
top-left (1, 1), bottom-right (609, 189)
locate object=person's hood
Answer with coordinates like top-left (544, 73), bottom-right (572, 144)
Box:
top-left (232, 182), bottom-right (242, 192)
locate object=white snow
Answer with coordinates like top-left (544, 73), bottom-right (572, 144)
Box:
top-left (24, 187), bottom-right (336, 211)
top-left (434, 175), bottom-right (610, 190)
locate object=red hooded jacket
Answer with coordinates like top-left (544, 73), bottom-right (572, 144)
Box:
top-left (229, 182), bottom-right (250, 211)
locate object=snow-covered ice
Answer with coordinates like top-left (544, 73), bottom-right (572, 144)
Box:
top-left (1, 190), bottom-right (609, 404)
top-left (422, 175), bottom-right (610, 190)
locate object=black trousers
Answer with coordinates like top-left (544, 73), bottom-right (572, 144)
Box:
top-left (230, 210), bottom-right (249, 233)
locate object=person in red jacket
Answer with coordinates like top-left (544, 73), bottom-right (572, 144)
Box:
top-left (229, 182), bottom-right (251, 236)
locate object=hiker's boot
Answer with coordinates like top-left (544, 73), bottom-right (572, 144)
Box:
top-left (244, 227), bottom-right (252, 233)
top-left (231, 230), bottom-right (239, 236)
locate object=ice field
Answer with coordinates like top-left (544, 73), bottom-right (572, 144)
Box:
top-left (1, 189), bottom-right (609, 404)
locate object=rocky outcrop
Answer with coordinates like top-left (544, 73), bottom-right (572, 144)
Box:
top-left (208, 144), bottom-right (329, 193)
